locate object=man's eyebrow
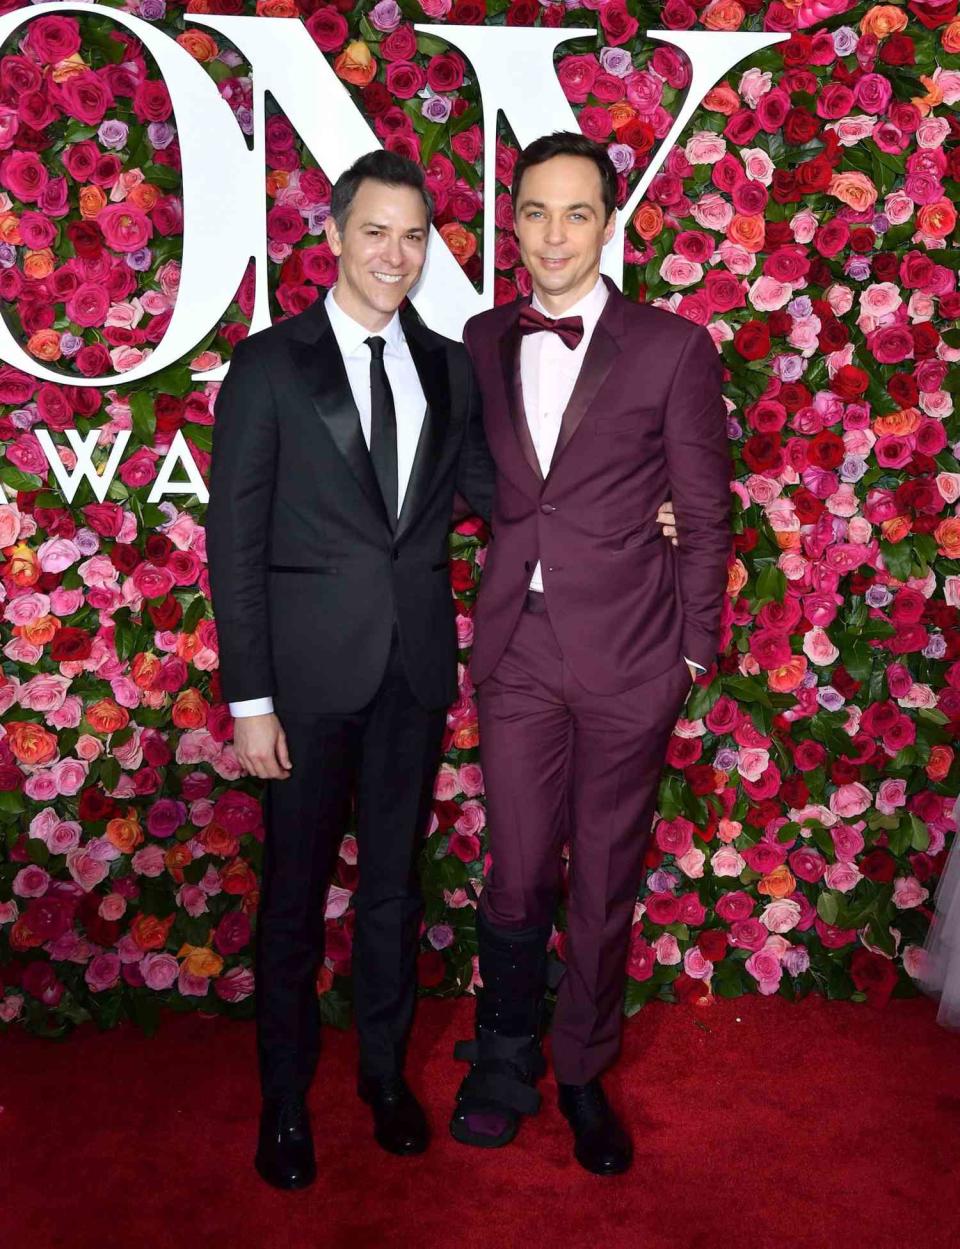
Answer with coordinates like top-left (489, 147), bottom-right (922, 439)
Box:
top-left (357, 221), bottom-right (426, 232)
top-left (517, 200), bottom-right (596, 212)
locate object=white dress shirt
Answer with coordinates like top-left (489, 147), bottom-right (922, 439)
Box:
top-left (520, 277), bottom-right (703, 673)
top-left (520, 277), bottom-right (609, 594)
top-left (229, 287), bottom-right (428, 718)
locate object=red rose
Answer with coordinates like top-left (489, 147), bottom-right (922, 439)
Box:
top-left (807, 430), bottom-right (845, 471)
top-left (427, 52), bottom-right (465, 94)
top-left (148, 595), bottom-right (182, 631)
top-left (780, 34), bottom-right (811, 67)
top-left (78, 787), bottom-right (119, 822)
top-left (110, 543), bottom-right (141, 575)
top-left (733, 320), bottom-right (770, 361)
top-left (783, 107), bottom-right (820, 145)
top-left (305, 7), bottom-right (349, 53)
top-left (831, 365), bottom-right (869, 400)
top-left (742, 433), bottom-right (784, 475)
top-left (879, 34), bottom-right (916, 66)
top-left (859, 849), bottom-right (897, 883)
top-left (50, 626), bottom-right (92, 661)
top-left (724, 109), bottom-right (761, 146)
top-left (685, 764), bottom-right (716, 796)
top-left (449, 0), bottom-right (486, 22)
top-left (850, 948), bottom-right (899, 1008)
top-left (697, 929), bottom-right (728, 962)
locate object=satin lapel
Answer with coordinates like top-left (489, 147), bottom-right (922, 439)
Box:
top-left (547, 316), bottom-right (621, 479)
top-left (499, 310), bottom-right (544, 490)
top-left (396, 321), bottom-right (450, 539)
top-left (289, 316), bottom-right (391, 532)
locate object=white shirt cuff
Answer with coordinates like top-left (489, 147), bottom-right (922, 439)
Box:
top-left (229, 697), bottom-right (275, 718)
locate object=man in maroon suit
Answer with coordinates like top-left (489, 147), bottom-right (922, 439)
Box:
top-left (449, 133), bottom-right (731, 1174)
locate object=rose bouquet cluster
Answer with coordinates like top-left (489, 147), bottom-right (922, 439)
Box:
top-left (1, 0), bottom-right (959, 1035)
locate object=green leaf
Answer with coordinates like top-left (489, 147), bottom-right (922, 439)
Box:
top-left (129, 393), bottom-right (156, 447)
top-left (909, 814), bottom-right (930, 853)
top-left (182, 594), bottom-right (208, 635)
top-left (0, 465), bottom-right (43, 492)
top-left (879, 538), bottom-right (913, 583)
top-left (755, 562), bottom-right (786, 603)
top-left (816, 892), bottom-right (839, 925)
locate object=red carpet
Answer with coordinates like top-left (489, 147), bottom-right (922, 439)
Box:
top-left (3, 995), bottom-right (960, 1249)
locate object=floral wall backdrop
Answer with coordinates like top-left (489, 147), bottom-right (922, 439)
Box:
top-left (0, 0), bottom-right (958, 1035)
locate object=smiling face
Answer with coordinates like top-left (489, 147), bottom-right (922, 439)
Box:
top-left (325, 178), bottom-right (429, 331)
top-left (514, 154), bottom-right (616, 314)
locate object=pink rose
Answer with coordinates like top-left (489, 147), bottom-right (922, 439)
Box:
top-left (214, 967), bottom-right (255, 1003)
top-left (761, 899), bottom-right (801, 933)
top-left (876, 778), bottom-right (907, 815)
top-left (459, 763), bottom-right (484, 797)
top-left (49, 758), bottom-right (88, 795)
top-left (85, 953), bottom-right (121, 993)
top-left (683, 947), bottom-right (713, 980)
top-left (823, 861), bottom-right (862, 893)
top-left (66, 846), bottom-right (110, 892)
top-left (655, 816), bottom-right (694, 857)
top-left (829, 783), bottom-right (872, 818)
top-left (140, 952), bottom-right (179, 991)
top-left (745, 946), bottom-right (783, 994)
top-left (892, 877), bottom-right (928, 910)
top-left (48, 821), bottom-right (82, 855)
top-left (13, 865), bottom-right (50, 898)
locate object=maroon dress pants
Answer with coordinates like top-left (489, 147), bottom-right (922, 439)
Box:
top-left (476, 594), bottom-right (692, 1085)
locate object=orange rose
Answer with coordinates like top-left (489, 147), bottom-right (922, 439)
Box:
top-left (9, 917), bottom-right (45, 951)
top-left (727, 558), bottom-right (748, 597)
top-left (266, 169), bottom-right (291, 198)
top-left (5, 719), bottom-right (58, 766)
top-left (726, 213), bottom-right (765, 252)
top-left (454, 723), bottom-right (479, 750)
top-left (175, 631), bottom-right (202, 662)
top-left (917, 199), bottom-right (956, 240)
top-left (86, 698), bottom-right (130, 734)
top-left (774, 530), bottom-right (801, 552)
top-left (131, 652), bottom-right (162, 690)
top-left (200, 823), bottom-right (239, 858)
top-left (172, 688), bottom-right (209, 730)
top-left (873, 407), bottom-right (920, 436)
top-left (178, 944), bottom-right (224, 978)
top-left (256, 0), bottom-right (299, 14)
top-left (0, 213), bottom-right (22, 245)
top-left (608, 103), bottom-right (637, 131)
top-left (767, 655), bottom-right (807, 693)
top-left (912, 75), bottom-right (943, 117)
top-left (860, 5), bottom-right (908, 36)
top-left (106, 814), bottom-right (144, 854)
top-left (334, 41), bottom-right (377, 88)
top-left (438, 222), bottom-right (477, 266)
top-left (758, 865), bottom-right (796, 899)
top-left (934, 517), bottom-right (960, 559)
top-left (127, 183), bottom-right (161, 212)
top-left (175, 30), bottom-right (220, 61)
top-left (220, 859), bottom-right (258, 895)
top-left (880, 515), bottom-right (911, 544)
top-left (827, 171), bottom-right (878, 212)
top-left (632, 202), bottom-right (663, 241)
top-left (131, 913), bottom-right (175, 951)
top-left (702, 82), bottom-right (740, 115)
top-left (27, 329), bottom-right (62, 362)
top-left (944, 18), bottom-right (960, 53)
top-left (51, 53), bottom-right (86, 84)
top-left (6, 543), bottom-right (39, 587)
top-left (18, 614), bottom-right (59, 647)
top-left (78, 185), bottom-right (108, 219)
top-left (164, 844), bottom-right (193, 881)
top-left (926, 745), bottom-right (954, 783)
top-left (703, 0), bottom-right (746, 31)
top-left (23, 249), bottom-right (54, 280)
top-left (241, 889), bottom-right (260, 917)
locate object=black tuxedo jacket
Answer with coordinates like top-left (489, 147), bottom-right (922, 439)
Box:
top-left (206, 298), bottom-right (494, 716)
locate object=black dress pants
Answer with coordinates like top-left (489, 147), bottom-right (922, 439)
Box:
top-left (254, 633), bottom-right (446, 1099)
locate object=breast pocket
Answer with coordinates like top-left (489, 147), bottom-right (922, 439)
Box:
top-left (595, 407), bottom-right (659, 435)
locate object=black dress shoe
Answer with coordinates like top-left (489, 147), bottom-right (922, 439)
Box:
top-left (254, 1094), bottom-right (316, 1190)
top-left (557, 1079), bottom-right (632, 1176)
top-left (358, 1074), bottom-right (429, 1155)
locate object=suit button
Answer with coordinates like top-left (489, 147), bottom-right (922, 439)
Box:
top-left (524, 560), bottom-right (531, 572)
top-left (540, 503), bottom-right (556, 514)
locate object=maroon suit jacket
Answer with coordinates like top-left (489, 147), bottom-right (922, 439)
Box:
top-left (464, 276), bottom-right (731, 694)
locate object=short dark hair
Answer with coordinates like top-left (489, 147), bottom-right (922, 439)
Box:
top-left (330, 149), bottom-right (434, 233)
top-left (511, 131), bottom-right (618, 222)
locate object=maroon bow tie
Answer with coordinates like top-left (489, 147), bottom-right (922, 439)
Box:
top-left (518, 304), bottom-right (584, 350)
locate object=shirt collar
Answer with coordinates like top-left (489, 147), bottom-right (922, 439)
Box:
top-left (530, 275), bottom-right (608, 337)
top-left (325, 286), bottom-right (404, 357)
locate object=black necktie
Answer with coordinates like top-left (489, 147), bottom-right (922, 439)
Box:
top-left (366, 336), bottom-right (398, 528)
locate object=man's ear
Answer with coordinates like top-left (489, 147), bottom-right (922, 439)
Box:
top-left (324, 214), bottom-right (342, 257)
top-left (603, 209), bottom-right (617, 247)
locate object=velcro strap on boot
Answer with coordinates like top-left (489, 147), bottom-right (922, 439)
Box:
top-left (456, 1068), bottom-right (541, 1116)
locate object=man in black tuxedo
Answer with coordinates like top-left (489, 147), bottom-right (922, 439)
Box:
top-left (206, 150), bottom-right (494, 1188)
